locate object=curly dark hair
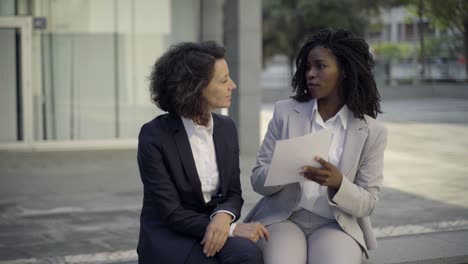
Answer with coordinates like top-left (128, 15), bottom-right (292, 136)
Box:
top-left (292, 28), bottom-right (382, 119)
top-left (149, 41), bottom-right (225, 123)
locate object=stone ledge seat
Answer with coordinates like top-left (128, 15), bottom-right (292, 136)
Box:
top-left (363, 229), bottom-right (468, 264)
top-left (114, 229), bottom-right (468, 264)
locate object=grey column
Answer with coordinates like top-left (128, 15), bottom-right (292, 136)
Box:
top-left (199, 0), bottom-right (224, 117)
top-left (199, 0), bottom-right (224, 43)
top-left (224, 0), bottom-right (261, 155)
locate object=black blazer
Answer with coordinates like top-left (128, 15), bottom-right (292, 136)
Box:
top-left (137, 113), bottom-right (243, 264)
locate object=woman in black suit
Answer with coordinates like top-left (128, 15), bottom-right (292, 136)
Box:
top-left (137, 41), bottom-right (269, 264)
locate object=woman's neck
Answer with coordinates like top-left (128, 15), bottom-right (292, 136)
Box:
top-left (317, 97), bottom-right (345, 122)
top-left (193, 112), bottom-right (211, 127)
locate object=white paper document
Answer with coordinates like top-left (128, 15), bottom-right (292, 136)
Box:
top-left (265, 129), bottom-right (333, 186)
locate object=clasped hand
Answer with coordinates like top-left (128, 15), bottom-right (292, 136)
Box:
top-left (300, 157), bottom-right (343, 190)
top-left (201, 213), bottom-right (270, 257)
top-left (201, 212), bottom-right (232, 257)
top-left (233, 222), bottom-right (270, 243)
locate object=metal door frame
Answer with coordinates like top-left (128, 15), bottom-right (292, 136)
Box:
top-left (0, 17), bottom-right (33, 150)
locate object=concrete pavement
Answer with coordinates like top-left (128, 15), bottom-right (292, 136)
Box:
top-left (1, 98), bottom-right (468, 263)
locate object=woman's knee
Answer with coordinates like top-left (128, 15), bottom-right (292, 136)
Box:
top-left (262, 221), bottom-right (307, 264)
top-left (307, 224), bottom-right (362, 264)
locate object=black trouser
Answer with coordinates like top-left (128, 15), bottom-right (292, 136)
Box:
top-left (185, 237), bottom-right (263, 264)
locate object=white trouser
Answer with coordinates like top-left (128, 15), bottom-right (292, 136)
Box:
top-left (258, 210), bottom-right (363, 264)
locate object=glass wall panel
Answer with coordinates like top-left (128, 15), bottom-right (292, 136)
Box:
top-left (41, 33), bottom-right (118, 140)
top-left (34, 0), bottom-right (200, 141)
top-left (0, 0), bottom-right (16, 16)
top-left (0, 28), bottom-right (21, 142)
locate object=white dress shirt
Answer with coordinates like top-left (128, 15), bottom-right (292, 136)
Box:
top-left (181, 116), bottom-right (219, 203)
top-left (181, 115), bottom-right (237, 235)
top-left (296, 99), bottom-right (349, 219)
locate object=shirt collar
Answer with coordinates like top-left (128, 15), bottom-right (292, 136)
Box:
top-left (181, 114), bottom-right (214, 136)
top-left (311, 98), bottom-right (349, 130)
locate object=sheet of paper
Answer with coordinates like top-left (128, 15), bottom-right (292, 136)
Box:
top-left (265, 129), bottom-right (333, 186)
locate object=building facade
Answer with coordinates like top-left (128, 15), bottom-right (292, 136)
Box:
top-left (0, 0), bottom-right (262, 154)
top-left (366, 6), bottom-right (465, 82)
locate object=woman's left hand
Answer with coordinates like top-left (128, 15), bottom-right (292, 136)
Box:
top-left (201, 212), bottom-right (232, 257)
top-left (233, 222), bottom-right (270, 242)
top-left (300, 157), bottom-right (343, 190)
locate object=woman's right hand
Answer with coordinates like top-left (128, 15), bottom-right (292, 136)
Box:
top-left (233, 222), bottom-right (270, 243)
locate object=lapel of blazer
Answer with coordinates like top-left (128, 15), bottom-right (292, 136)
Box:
top-left (339, 114), bottom-right (369, 178)
top-left (212, 114), bottom-right (228, 196)
top-left (167, 115), bottom-right (206, 205)
top-left (288, 100), bottom-right (314, 138)
top-left (287, 101), bottom-right (313, 192)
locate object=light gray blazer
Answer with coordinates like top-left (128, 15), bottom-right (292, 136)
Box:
top-left (244, 99), bottom-right (388, 257)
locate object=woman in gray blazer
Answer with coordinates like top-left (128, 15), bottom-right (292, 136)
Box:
top-left (244, 29), bottom-right (388, 264)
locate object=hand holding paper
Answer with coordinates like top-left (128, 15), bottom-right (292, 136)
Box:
top-left (300, 156), bottom-right (344, 190)
top-left (265, 130), bottom-right (333, 186)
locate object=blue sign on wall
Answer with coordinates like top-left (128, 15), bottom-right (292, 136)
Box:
top-left (33, 17), bottom-right (47, 30)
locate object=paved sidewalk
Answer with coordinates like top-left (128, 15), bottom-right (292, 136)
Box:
top-left (1, 99), bottom-right (468, 263)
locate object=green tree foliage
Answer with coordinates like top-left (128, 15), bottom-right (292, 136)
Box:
top-left (425, 0), bottom-right (467, 34)
top-left (385, 0), bottom-right (467, 77)
top-left (393, 0), bottom-right (428, 78)
top-left (424, 0), bottom-right (468, 76)
top-left (425, 35), bottom-right (463, 59)
top-left (373, 42), bottom-right (414, 59)
top-left (262, 0), bottom-right (369, 77)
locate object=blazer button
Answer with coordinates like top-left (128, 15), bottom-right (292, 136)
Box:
top-left (337, 215), bottom-right (342, 221)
